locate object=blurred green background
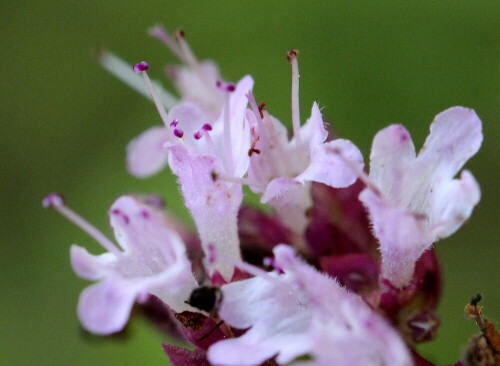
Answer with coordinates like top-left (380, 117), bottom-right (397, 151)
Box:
top-left (1, 1), bottom-right (498, 365)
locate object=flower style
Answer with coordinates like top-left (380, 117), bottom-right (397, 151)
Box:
top-left (359, 107), bottom-right (482, 288)
top-left (43, 193), bottom-right (198, 335)
top-left (207, 245), bottom-right (413, 366)
top-left (245, 51), bottom-right (363, 236)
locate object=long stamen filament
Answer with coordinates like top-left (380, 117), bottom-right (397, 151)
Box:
top-left (212, 171), bottom-right (261, 189)
top-left (223, 92), bottom-right (235, 175)
top-left (43, 194), bottom-right (122, 256)
top-left (288, 49), bottom-right (302, 145)
top-left (148, 24), bottom-right (185, 61)
top-left (135, 63), bottom-right (173, 137)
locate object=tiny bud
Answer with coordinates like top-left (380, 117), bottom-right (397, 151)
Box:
top-left (42, 193), bottom-right (65, 208)
top-left (287, 49), bottom-right (299, 62)
top-left (133, 61), bottom-right (149, 73)
top-left (173, 128), bottom-right (184, 138)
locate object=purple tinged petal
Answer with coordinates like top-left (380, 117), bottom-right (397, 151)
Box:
top-left (70, 245), bottom-right (117, 281)
top-left (429, 169), bottom-right (480, 238)
top-left (359, 190), bottom-right (434, 288)
top-left (299, 102), bottom-right (328, 148)
top-left (296, 139), bottom-right (364, 188)
top-left (126, 126), bottom-right (169, 178)
top-left (167, 145), bottom-right (242, 280)
top-left (77, 280), bottom-right (137, 335)
top-left (369, 124), bottom-right (416, 203)
top-left (418, 107), bottom-right (482, 178)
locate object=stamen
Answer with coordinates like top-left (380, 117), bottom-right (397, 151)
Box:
top-left (170, 119), bottom-right (179, 127)
top-left (247, 91), bottom-right (269, 143)
top-left (148, 24), bottom-right (185, 61)
top-left (96, 50), bottom-right (178, 108)
top-left (43, 193), bottom-right (123, 257)
top-left (211, 171), bottom-right (261, 188)
top-left (211, 243), bottom-right (296, 291)
top-left (216, 80), bottom-right (236, 93)
top-left (173, 128), bottom-right (184, 139)
top-left (194, 124), bottom-right (213, 140)
top-left (287, 49), bottom-right (302, 145)
top-left (134, 62), bottom-right (173, 135)
top-left (133, 61), bottom-right (149, 73)
top-left (202, 123), bottom-right (213, 131)
top-left (175, 30), bottom-right (199, 71)
top-left (193, 131), bottom-right (203, 140)
top-left (330, 147), bottom-right (382, 197)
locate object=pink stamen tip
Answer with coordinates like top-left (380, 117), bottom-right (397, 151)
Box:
top-left (143, 195), bottom-right (165, 209)
top-left (173, 128), bottom-right (184, 138)
top-left (133, 61), bottom-right (149, 73)
top-left (170, 119), bottom-right (179, 127)
top-left (226, 84), bottom-right (235, 92)
top-left (202, 123), bottom-right (212, 131)
top-left (42, 193), bottom-right (65, 208)
top-left (194, 131), bottom-right (203, 140)
top-left (216, 80), bottom-right (223, 88)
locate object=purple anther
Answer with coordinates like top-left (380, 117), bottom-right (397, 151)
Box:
top-left (140, 209), bottom-right (150, 219)
top-left (216, 80), bottom-right (223, 89)
top-left (42, 193), bottom-right (65, 208)
top-left (110, 208), bottom-right (130, 225)
top-left (202, 123), bottom-right (213, 131)
top-left (170, 119), bottom-right (179, 127)
top-left (173, 128), bottom-right (184, 138)
top-left (133, 61), bottom-right (149, 73)
top-left (193, 131), bottom-right (203, 140)
top-left (226, 84), bottom-right (236, 92)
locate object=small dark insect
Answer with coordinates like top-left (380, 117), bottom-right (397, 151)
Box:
top-left (186, 285), bottom-right (223, 315)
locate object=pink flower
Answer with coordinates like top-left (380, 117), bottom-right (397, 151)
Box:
top-left (207, 245), bottom-right (413, 366)
top-left (359, 107), bottom-right (482, 288)
top-left (44, 194), bottom-right (198, 334)
top-left (245, 51), bottom-right (363, 236)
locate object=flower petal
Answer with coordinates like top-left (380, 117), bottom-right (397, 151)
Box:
top-left (300, 102), bottom-right (328, 148)
top-left (369, 124), bottom-right (416, 204)
top-left (296, 139), bottom-right (364, 188)
top-left (126, 126), bottom-right (169, 178)
top-left (77, 279), bottom-right (137, 335)
top-left (430, 170), bottom-right (481, 238)
top-left (418, 106), bottom-right (482, 178)
top-left (359, 190), bottom-right (434, 287)
top-left (70, 245), bottom-right (117, 281)
top-left (168, 145), bottom-right (242, 280)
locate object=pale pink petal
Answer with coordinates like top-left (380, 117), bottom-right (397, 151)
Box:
top-left (296, 139), bottom-right (364, 188)
top-left (299, 102), bottom-right (328, 148)
top-left (168, 145), bottom-right (242, 280)
top-left (359, 190), bottom-right (434, 287)
top-left (430, 170), bottom-right (481, 238)
top-left (260, 178), bottom-right (303, 204)
top-left (418, 106), bottom-right (482, 177)
top-left (369, 124), bottom-right (416, 203)
top-left (70, 245), bottom-right (117, 281)
top-left (126, 126), bottom-right (169, 178)
top-left (77, 279), bottom-right (137, 335)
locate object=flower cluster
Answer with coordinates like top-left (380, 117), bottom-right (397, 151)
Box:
top-left (45, 25), bottom-right (485, 366)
